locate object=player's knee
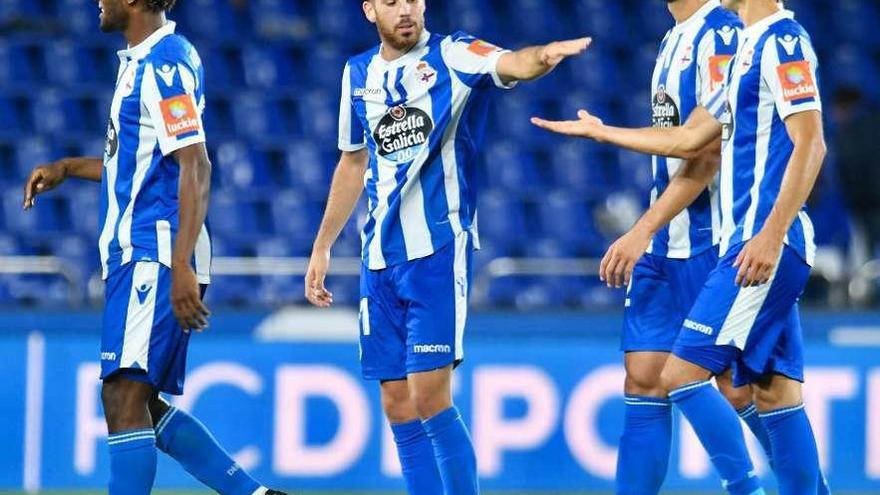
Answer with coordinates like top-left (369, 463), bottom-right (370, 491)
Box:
top-left (752, 381), bottom-right (802, 412)
top-left (624, 365), bottom-right (665, 397)
top-left (717, 379), bottom-right (754, 411)
top-left (410, 383), bottom-right (452, 420)
top-left (381, 381), bottom-right (418, 423)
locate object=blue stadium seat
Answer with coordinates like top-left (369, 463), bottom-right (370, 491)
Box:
top-left (550, 140), bottom-right (613, 198)
top-left (249, 0), bottom-right (304, 40)
top-left (483, 140), bottom-right (546, 193)
top-left (285, 141), bottom-right (333, 193)
top-left (53, 0), bottom-right (100, 35)
top-left (574, 0), bottom-right (629, 49)
top-left (0, 0), bottom-right (44, 21)
top-left (0, 41), bottom-right (39, 87)
top-left (65, 183), bottom-right (101, 235)
top-left (446, 0), bottom-right (501, 41)
top-left (477, 189), bottom-right (529, 248)
top-left (536, 191), bottom-right (606, 256)
top-left (242, 44), bottom-right (297, 89)
top-left (271, 191), bottom-right (321, 244)
top-left (231, 92), bottom-right (286, 138)
top-left (214, 141), bottom-right (271, 191)
top-left (833, 0), bottom-right (880, 48)
top-left (297, 89), bottom-right (338, 144)
top-left (178, 0), bottom-right (243, 40)
top-left (15, 137), bottom-right (56, 182)
top-left (0, 95), bottom-right (20, 134)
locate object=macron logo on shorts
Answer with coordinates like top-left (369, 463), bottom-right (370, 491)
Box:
top-left (684, 319), bottom-right (715, 336)
top-left (414, 344), bottom-right (452, 354)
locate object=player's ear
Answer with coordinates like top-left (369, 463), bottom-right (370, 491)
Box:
top-left (363, 1), bottom-right (377, 24)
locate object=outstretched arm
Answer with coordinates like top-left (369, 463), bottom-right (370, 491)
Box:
top-left (600, 141), bottom-right (721, 287)
top-left (496, 37), bottom-right (591, 83)
top-left (306, 149), bottom-right (370, 307)
top-left (23, 157), bottom-right (103, 209)
top-left (532, 106), bottom-right (723, 160)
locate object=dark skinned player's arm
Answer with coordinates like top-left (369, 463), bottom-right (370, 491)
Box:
top-left (23, 157), bottom-right (103, 209)
top-left (169, 142), bottom-right (212, 331)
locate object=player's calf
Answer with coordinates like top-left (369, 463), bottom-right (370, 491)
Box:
top-left (101, 375), bottom-right (158, 495)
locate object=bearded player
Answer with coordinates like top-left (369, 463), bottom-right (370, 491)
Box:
top-left (304, 1), bottom-right (590, 493)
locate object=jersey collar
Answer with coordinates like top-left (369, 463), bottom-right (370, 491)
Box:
top-left (743, 8), bottom-right (794, 38)
top-left (117, 21), bottom-right (176, 61)
top-left (672, 0), bottom-right (721, 34)
top-left (376, 29), bottom-right (431, 67)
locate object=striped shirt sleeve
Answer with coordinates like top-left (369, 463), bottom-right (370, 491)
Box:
top-left (338, 62), bottom-right (366, 152)
top-left (141, 51), bottom-right (206, 156)
top-left (697, 24), bottom-right (740, 108)
top-left (763, 33), bottom-right (822, 121)
top-left (442, 32), bottom-right (515, 90)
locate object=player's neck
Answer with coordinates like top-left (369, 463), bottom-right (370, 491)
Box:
top-left (124, 13), bottom-right (167, 49)
top-left (740, 0), bottom-right (783, 27)
top-left (668, 0), bottom-right (708, 24)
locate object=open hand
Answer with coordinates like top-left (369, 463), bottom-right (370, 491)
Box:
top-left (540, 37), bottom-right (592, 67)
top-left (531, 109), bottom-right (606, 140)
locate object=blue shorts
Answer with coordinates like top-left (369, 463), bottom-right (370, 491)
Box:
top-left (359, 232), bottom-right (473, 381)
top-left (621, 247), bottom-right (719, 352)
top-left (100, 261), bottom-right (197, 395)
top-left (672, 243), bottom-right (810, 387)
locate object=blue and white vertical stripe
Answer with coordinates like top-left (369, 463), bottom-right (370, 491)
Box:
top-left (647, 1), bottom-right (741, 259)
top-left (710, 10), bottom-right (821, 266)
top-left (340, 30), bottom-right (513, 270)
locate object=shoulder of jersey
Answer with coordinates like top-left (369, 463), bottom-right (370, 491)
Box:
top-left (768, 17), bottom-right (809, 40)
top-left (347, 44), bottom-right (382, 71)
top-left (150, 33), bottom-right (199, 69)
top-left (706, 6), bottom-right (744, 30)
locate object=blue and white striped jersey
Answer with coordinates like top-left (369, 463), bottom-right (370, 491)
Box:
top-left (706, 9), bottom-right (820, 265)
top-left (339, 30), bottom-right (514, 270)
top-left (648, 0), bottom-right (742, 259)
top-left (100, 21), bottom-right (211, 283)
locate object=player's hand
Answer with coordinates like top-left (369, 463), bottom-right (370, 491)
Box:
top-left (23, 161), bottom-right (67, 210)
top-left (600, 228), bottom-right (651, 288)
top-left (733, 230), bottom-right (784, 287)
top-left (171, 264), bottom-right (210, 332)
top-left (531, 109), bottom-right (606, 141)
top-left (305, 248), bottom-right (333, 308)
top-left (540, 37), bottom-right (592, 68)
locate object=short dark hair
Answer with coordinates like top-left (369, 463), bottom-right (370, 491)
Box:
top-left (144, 0), bottom-right (177, 12)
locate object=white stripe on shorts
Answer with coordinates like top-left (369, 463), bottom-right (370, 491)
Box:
top-left (452, 232), bottom-right (469, 362)
top-left (714, 253), bottom-right (783, 349)
top-left (119, 262), bottom-right (160, 371)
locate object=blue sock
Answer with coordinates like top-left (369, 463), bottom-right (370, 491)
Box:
top-left (616, 395), bottom-right (672, 494)
top-left (738, 403), bottom-right (774, 468)
top-left (422, 407), bottom-right (479, 495)
top-left (108, 428), bottom-right (157, 495)
top-left (669, 381), bottom-right (764, 495)
top-left (760, 404), bottom-right (821, 495)
top-left (155, 407), bottom-right (262, 495)
top-left (391, 419), bottom-right (444, 495)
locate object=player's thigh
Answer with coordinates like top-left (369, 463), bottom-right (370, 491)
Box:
top-left (359, 265), bottom-right (408, 381)
top-left (666, 246), bottom-right (719, 314)
top-left (398, 232), bottom-right (471, 376)
top-left (623, 351), bottom-right (669, 397)
top-left (101, 375), bottom-right (155, 432)
top-left (621, 255), bottom-right (682, 353)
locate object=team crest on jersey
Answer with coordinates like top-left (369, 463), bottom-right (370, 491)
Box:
top-left (777, 60), bottom-right (817, 102)
top-left (738, 48), bottom-right (754, 74)
top-left (652, 85), bottom-right (680, 128)
top-left (678, 44), bottom-right (694, 69)
top-left (415, 61), bottom-right (436, 86)
top-left (373, 105), bottom-right (434, 162)
top-left (159, 94), bottom-right (200, 138)
top-left (105, 120), bottom-right (118, 159)
top-left (709, 55), bottom-right (732, 91)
